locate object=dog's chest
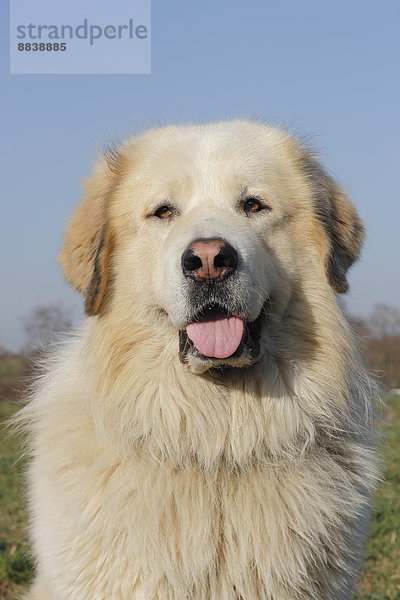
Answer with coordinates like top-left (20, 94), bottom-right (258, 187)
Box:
top-left (35, 442), bottom-right (353, 599)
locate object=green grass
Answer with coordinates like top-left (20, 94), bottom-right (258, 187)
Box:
top-left (0, 393), bottom-right (399, 599)
top-left (0, 401), bottom-right (34, 600)
top-left (356, 394), bottom-right (400, 600)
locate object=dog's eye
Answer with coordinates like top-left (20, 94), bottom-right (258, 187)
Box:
top-left (243, 198), bottom-right (265, 214)
top-left (154, 205), bottom-right (173, 219)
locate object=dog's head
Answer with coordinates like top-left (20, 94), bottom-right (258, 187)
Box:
top-left (59, 121), bottom-right (364, 373)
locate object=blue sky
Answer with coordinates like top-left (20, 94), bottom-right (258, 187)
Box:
top-left (1, 0), bottom-right (399, 350)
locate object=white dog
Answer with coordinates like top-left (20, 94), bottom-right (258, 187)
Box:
top-left (20, 121), bottom-right (378, 600)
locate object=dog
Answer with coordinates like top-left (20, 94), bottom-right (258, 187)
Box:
top-left (20, 120), bottom-right (378, 600)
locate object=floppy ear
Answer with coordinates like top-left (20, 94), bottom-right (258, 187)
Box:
top-left (302, 154), bottom-right (365, 293)
top-left (58, 157), bottom-right (116, 316)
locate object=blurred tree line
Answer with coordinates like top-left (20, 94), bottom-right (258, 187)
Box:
top-left (348, 304), bottom-right (400, 390)
top-left (21, 303), bottom-right (73, 353)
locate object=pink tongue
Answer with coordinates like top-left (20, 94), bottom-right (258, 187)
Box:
top-left (186, 315), bottom-right (244, 359)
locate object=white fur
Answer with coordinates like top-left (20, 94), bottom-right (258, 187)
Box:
top-left (17, 121), bottom-right (378, 600)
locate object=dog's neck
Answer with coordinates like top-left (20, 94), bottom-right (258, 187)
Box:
top-left (82, 297), bottom-right (375, 471)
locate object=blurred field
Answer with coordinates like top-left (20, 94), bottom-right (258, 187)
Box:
top-left (356, 394), bottom-right (400, 600)
top-left (0, 356), bottom-right (399, 599)
top-left (0, 400), bottom-right (33, 599)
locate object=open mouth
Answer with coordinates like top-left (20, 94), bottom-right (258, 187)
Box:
top-left (179, 303), bottom-right (263, 366)
top-left (186, 305), bottom-right (244, 359)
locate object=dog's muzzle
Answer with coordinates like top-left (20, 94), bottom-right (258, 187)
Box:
top-left (178, 238), bottom-right (264, 369)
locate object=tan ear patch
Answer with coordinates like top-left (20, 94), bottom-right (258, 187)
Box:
top-left (84, 225), bottom-right (116, 316)
top-left (300, 151), bottom-right (365, 293)
top-left (322, 183), bottom-right (365, 293)
top-left (58, 157), bottom-right (117, 314)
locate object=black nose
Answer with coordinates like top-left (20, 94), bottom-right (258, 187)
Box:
top-left (182, 238), bottom-right (238, 282)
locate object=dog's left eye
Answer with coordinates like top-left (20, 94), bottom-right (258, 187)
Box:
top-left (243, 198), bottom-right (266, 214)
top-left (154, 205), bottom-right (173, 219)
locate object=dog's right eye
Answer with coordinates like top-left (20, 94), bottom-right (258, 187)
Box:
top-left (153, 205), bottom-right (173, 219)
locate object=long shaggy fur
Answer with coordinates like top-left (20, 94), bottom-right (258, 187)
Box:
top-left (16, 120), bottom-right (379, 600)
